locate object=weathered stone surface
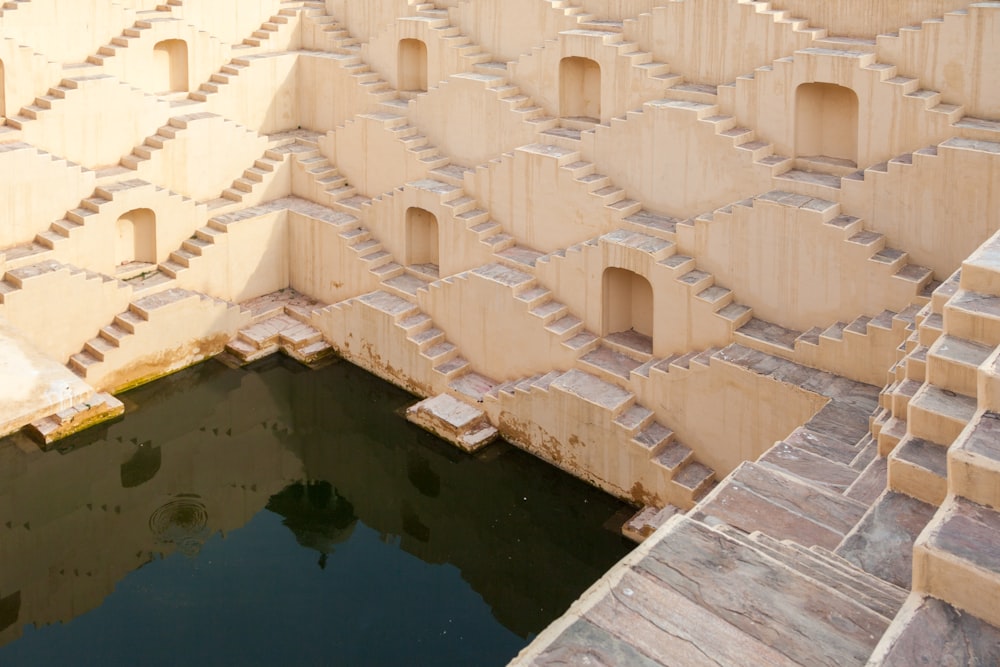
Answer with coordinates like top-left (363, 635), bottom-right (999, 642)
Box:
top-left (836, 491), bottom-right (937, 588)
top-left (695, 462), bottom-right (867, 549)
top-left (877, 597), bottom-right (1000, 667)
top-left (639, 518), bottom-right (889, 666)
top-left (406, 393), bottom-right (498, 452)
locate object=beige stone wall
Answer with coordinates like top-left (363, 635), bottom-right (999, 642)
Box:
top-left (509, 29), bottom-right (672, 124)
top-left (584, 98), bottom-right (774, 218)
top-left (842, 138), bottom-right (1000, 278)
top-left (877, 3), bottom-right (1000, 121)
top-left (0, 263), bottom-right (133, 363)
top-left (624, 0), bottom-right (818, 85)
top-left (767, 0), bottom-right (972, 38)
top-left (0, 143), bottom-right (96, 246)
top-left (15, 74), bottom-right (173, 168)
top-left (0, 0), bottom-right (136, 63)
top-left (457, 0), bottom-right (576, 63)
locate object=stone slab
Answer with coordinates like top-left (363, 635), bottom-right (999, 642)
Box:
top-left (836, 490), bottom-right (937, 588)
top-left (639, 517), bottom-right (888, 666)
top-left (695, 462), bottom-right (866, 549)
top-left (877, 596), bottom-right (1000, 667)
top-left (406, 393), bottom-right (498, 453)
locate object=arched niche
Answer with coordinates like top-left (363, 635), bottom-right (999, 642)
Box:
top-left (406, 206), bottom-right (439, 274)
top-left (115, 207), bottom-right (156, 268)
top-left (153, 39), bottom-right (189, 93)
top-left (795, 82), bottom-right (859, 166)
top-left (398, 38), bottom-right (428, 94)
top-left (602, 267), bottom-right (653, 340)
top-left (560, 56), bottom-right (601, 121)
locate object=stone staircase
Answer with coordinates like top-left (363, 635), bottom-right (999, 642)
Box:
top-left (299, 4), bottom-right (361, 53)
top-left (486, 366), bottom-right (716, 508)
top-left (537, 228), bottom-right (754, 352)
top-left (737, 47), bottom-right (963, 192)
top-left (518, 512), bottom-right (903, 666)
top-left (691, 344), bottom-right (884, 547)
top-left (225, 289), bottom-right (332, 365)
top-left (5, 74), bottom-right (119, 131)
top-left (67, 287), bottom-right (248, 392)
top-left (598, 97), bottom-right (797, 182)
top-left (85, 8), bottom-right (183, 67)
top-left (440, 261), bottom-right (601, 358)
top-left (511, 27), bottom-right (677, 130)
top-left (735, 305), bottom-right (922, 387)
top-left (693, 191), bottom-right (934, 326)
top-left (320, 289), bottom-right (481, 393)
top-left (0, 179), bottom-right (206, 277)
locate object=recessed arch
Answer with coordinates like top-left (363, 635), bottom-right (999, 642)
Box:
top-left (602, 267), bottom-right (653, 339)
top-left (398, 38), bottom-right (428, 93)
top-left (795, 82), bottom-right (859, 166)
top-left (115, 207), bottom-right (156, 268)
top-left (560, 56), bottom-right (601, 121)
top-left (153, 39), bottom-right (189, 93)
top-left (406, 206), bottom-right (439, 274)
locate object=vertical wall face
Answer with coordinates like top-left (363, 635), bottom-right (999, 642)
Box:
top-left (398, 39), bottom-right (428, 93)
top-left (152, 39), bottom-right (189, 93)
top-left (406, 207), bottom-right (439, 268)
top-left (0, 58), bottom-right (5, 118)
top-left (795, 83), bottom-right (859, 164)
top-left (559, 56), bottom-right (601, 119)
top-left (115, 208), bottom-right (156, 266)
top-left (603, 268), bottom-right (653, 338)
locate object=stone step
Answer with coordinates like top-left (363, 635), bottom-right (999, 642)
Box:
top-left (713, 525), bottom-right (906, 621)
top-left (948, 409), bottom-right (1000, 510)
top-left (670, 461), bottom-right (715, 504)
top-left (844, 453), bottom-right (887, 505)
top-left (925, 333), bottom-right (993, 397)
top-left (621, 504), bottom-right (680, 542)
top-left (873, 595), bottom-right (1000, 666)
top-left (887, 435), bottom-right (948, 506)
top-left (694, 461), bottom-right (868, 549)
top-left (757, 440), bottom-right (861, 494)
top-left (943, 289), bottom-right (1000, 346)
top-left (634, 516), bottom-right (891, 666)
top-left (836, 490), bottom-right (938, 589)
top-left (779, 425), bottom-right (863, 467)
top-left (579, 344), bottom-right (642, 382)
top-left (549, 368), bottom-right (633, 414)
top-left (913, 495), bottom-right (1000, 628)
top-left (906, 383), bottom-right (977, 445)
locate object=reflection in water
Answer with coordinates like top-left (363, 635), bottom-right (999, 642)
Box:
top-left (149, 495), bottom-right (211, 557)
top-left (0, 592), bottom-right (20, 634)
top-left (0, 356), bottom-right (633, 666)
top-left (120, 442), bottom-right (161, 489)
top-left (265, 481), bottom-right (356, 569)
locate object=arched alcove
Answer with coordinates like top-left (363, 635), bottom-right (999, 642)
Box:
top-left (398, 39), bottom-right (428, 94)
top-left (406, 206), bottom-right (439, 273)
top-left (560, 56), bottom-right (601, 121)
top-left (115, 208), bottom-right (156, 268)
top-left (795, 82), bottom-right (859, 166)
top-left (602, 267), bottom-right (653, 340)
top-left (153, 39), bottom-right (189, 93)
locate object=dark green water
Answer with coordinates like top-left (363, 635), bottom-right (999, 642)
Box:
top-left (0, 356), bottom-right (633, 666)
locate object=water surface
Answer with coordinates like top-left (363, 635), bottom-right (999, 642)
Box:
top-left (0, 356), bottom-right (633, 666)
